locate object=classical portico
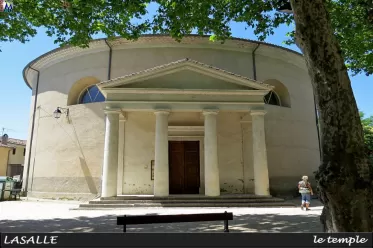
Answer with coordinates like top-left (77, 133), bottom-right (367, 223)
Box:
top-left (98, 58), bottom-right (273, 198)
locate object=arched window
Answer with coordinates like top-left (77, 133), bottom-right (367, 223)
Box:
top-left (264, 91), bottom-right (281, 106)
top-left (79, 85), bottom-right (105, 104)
top-left (262, 79), bottom-right (291, 107)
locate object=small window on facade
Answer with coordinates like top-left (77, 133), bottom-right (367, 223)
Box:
top-left (23, 148), bottom-right (26, 156)
top-left (264, 91), bottom-right (281, 106)
top-left (79, 85), bottom-right (105, 104)
top-left (12, 148), bottom-right (16, 155)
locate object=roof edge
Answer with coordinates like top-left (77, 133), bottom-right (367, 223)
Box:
top-left (23, 34), bottom-right (303, 89)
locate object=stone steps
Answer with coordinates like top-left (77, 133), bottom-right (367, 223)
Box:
top-left (88, 197), bottom-right (284, 204)
top-left (75, 195), bottom-right (296, 210)
top-left (100, 194), bottom-right (273, 201)
top-left (77, 201), bottom-right (295, 209)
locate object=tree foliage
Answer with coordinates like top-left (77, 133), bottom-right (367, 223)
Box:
top-left (284, 0), bottom-right (373, 76)
top-left (1, 0), bottom-right (151, 46)
top-left (1, 0), bottom-right (372, 75)
top-left (360, 112), bottom-right (373, 160)
top-left (322, 0), bottom-right (373, 76)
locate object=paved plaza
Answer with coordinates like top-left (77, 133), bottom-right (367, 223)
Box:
top-left (0, 198), bottom-right (323, 233)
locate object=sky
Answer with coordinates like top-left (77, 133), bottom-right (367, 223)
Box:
top-left (0, 14), bottom-right (372, 140)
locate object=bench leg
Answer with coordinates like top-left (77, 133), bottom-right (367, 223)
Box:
top-left (123, 225), bottom-right (126, 233)
top-left (224, 220), bottom-right (229, 233)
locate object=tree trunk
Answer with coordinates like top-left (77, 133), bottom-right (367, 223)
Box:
top-left (290, 0), bottom-right (373, 232)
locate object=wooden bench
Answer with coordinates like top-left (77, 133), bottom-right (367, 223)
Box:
top-left (117, 211), bottom-right (233, 233)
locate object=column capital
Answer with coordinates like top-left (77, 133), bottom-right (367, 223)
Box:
top-left (250, 110), bottom-right (267, 116)
top-left (154, 109), bottom-right (170, 116)
top-left (104, 108), bottom-right (121, 115)
top-left (240, 113), bottom-right (252, 123)
top-left (119, 111), bottom-right (127, 122)
top-left (202, 110), bottom-right (219, 116)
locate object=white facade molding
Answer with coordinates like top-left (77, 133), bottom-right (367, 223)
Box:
top-left (119, 111), bottom-right (127, 122)
top-left (168, 126), bottom-right (204, 132)
top-left (102, 88), bottom-right (271, 96)
top-left (103, 108), bottom-right (122, 114)
top-left (202, 110), bottom-right (219, 116)
top-left (250, 110), bottom-right (267, 116)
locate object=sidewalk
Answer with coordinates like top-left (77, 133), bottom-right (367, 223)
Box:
top-left (0, 198), bottom-right (323, 233)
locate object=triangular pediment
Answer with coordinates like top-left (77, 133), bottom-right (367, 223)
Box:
top-left (119, 70), bottom-right (257, 90)
top-left (97, 58), bottom-right (273, 92)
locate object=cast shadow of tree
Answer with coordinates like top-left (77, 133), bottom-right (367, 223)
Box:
top-left (0, 213), bottom-right (322, 233)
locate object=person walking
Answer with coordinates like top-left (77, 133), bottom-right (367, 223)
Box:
top-left (298, 175), bottom-right (313, 210)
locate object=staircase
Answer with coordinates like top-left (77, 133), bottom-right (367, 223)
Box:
top-left (77, 194), bottom-right (296, 209)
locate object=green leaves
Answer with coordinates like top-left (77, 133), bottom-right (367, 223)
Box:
top-left (0, 10), bottom-right (37, 43)
top-left (360, 111), bottom-right (373, 152)
top-left (2, 0), bottom-right (151, 47)
top-left (152, 0), bottom-right (231, 42)
top-left (327, 0), bottom-right (373, 75)
top-left (1, 0), bottom-right (372, 76)
top-left (209, 34), bottom-right (217, 41)
top-left (360, 111), bottom-right (373, 167)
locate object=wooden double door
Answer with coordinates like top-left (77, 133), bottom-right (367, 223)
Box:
top-left (168, 141), bottom-right (200, 194)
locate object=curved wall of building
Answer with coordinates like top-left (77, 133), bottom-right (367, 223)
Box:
top-left (22, 36), bottom-right (320, 199)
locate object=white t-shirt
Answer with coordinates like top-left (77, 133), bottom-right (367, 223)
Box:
top-left (298, 180), bottom-right (311, 194)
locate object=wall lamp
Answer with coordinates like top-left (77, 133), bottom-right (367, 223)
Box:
top-left (53, 107), bottom-right (69, 119)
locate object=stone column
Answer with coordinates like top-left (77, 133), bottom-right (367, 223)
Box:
top-left (251, 110), bottom-right (270, 196)
top-left (241, 115), bottom-right (254, 194)
top-left (101, 110), bottom-right (120, 198)
top-left (154, 110), bottom-right (170, 196)
top-left (203, 110), bottom-right (220, 196)
top-left (117, 114), bottom-right (127, 196)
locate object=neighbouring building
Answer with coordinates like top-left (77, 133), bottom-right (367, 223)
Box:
top-left (22, 35), bottom-right (320, 200)
top-left (0, 134), bottom-right (27, 178)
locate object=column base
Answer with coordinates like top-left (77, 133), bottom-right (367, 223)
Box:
top-left (205, 192), bottom-right (220, 197)
top-left (154, 192), bottom-right (169, 197)
top-left (254, 184), bottom-right (270, 196)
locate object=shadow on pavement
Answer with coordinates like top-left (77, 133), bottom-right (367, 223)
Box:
top-left (286, 198), bottom-right (323, 208)
top-left (0, 212), bottom-right (322, 233)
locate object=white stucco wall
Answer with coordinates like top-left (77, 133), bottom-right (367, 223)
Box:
top-left (27, 103), bottom-right (105, 197)
top-left (256, 55), bottom-right (320, 195)
top-left (110, 47), bottom-right (255, 80)
top-left (22, 36), bottom-right (320, 199)
top-left (217, 112), bottom-right (246, 194)
top-left (122, 112), bottom-right (155, 194)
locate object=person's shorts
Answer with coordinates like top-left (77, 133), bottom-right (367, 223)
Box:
top-left (301, 193), bottom-right (311, 203)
